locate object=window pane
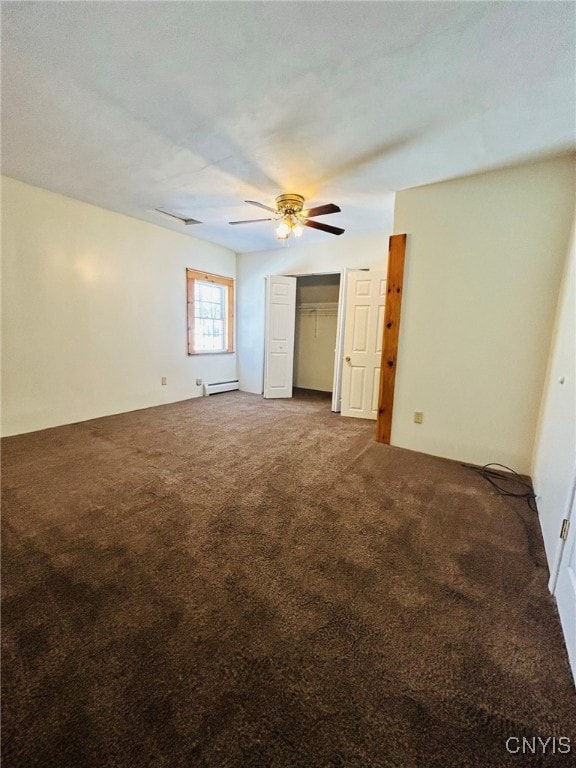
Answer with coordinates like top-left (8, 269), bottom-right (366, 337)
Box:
top-left (187, 271), bottom-right (232, 355)
top-left (193, 281), bottom-right (226, 351)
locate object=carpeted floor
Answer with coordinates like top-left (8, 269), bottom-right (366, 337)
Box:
top-left (2, 390), bottom-right (575, 767)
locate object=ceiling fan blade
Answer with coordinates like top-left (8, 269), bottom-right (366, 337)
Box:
top-left (229, 218), bottom-right (275, 225)
top-left (304, 219), bottom-right (345, 236)
top-left (301, 203), bottom-right (341, 218)
top-left (245, 200), bottom-right (278, 214)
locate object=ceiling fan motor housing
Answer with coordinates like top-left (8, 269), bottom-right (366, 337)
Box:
top-left (276, 193), bottom-right (305, 215)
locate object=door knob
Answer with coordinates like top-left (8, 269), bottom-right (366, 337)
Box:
top-left (345, 356), bottom-right (351, 362)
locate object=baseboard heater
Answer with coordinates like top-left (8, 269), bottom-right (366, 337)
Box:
top-left (203, 380), bottom-right (239, 396)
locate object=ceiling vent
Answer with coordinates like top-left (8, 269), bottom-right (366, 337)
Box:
top-left (155, 208), bottom-right (202, 225)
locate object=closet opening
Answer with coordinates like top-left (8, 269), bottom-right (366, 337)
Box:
top-left (293, 274), bottom-right (341, 398)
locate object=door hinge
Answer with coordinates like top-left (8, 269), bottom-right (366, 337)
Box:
top-left (560, 518), bottom-right (570, 541)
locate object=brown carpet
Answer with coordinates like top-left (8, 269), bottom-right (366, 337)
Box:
top-left (2, 390), bottom-right (575, 767)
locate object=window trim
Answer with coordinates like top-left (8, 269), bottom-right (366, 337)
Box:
top-left (186, 269), bottom-right (234, 355)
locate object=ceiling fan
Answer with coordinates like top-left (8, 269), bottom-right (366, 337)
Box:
top-left (229, 194), bottom-right (344, 240)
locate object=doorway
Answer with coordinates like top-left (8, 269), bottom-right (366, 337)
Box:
top-left (262, 235), bottom-right (406, 435)
top-left (263, 267), bottom-right (383, 415)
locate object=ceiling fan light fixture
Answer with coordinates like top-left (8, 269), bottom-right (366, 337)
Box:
top-left (232, 193), bottom-right (344, 240)
top-left (292, 219), bottom-right (304, 238)
top-left (275, 219), bottom-right (291, 239)
top-left (275, 210), bottom-right (306, 241)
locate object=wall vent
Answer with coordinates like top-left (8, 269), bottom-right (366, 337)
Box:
top-left (155, 208), bottom-right (202, 225)
top-left (203, 380), bottom-right (239, 396)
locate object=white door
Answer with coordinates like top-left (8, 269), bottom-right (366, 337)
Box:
top-left (554, 470), bottom-right (576, 685)
top-left (341, 269), bottom-right (387, 420)
top-left (263, 275), bottom-right (297, 398)
top-left (332, 267), bottom-right (354, 413)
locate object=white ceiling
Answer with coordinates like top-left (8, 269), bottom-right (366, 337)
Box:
top-left (2, 2), bottom-right (574, 253)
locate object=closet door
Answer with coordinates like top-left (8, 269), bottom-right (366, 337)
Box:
top-left (332, 267), bottom-right (356, 412)
top-left (263, 275), bottom-right (296, 398)
top-left (340, 269), bottom-right (387, 419)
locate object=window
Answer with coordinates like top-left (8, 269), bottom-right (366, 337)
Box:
top-left (186, 269), bottom-right (234, 354)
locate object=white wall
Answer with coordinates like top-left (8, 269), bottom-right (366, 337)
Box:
top-left (392, 155), bottom-right (575, 474)
top-left (294, 305), bottom-right (338, 392)
top-left (237, 232), bottom-right (391, 394)
top-left (296, 275), bottom-right (340, 305)
top-left (1, 177), bottom-right (237, 436)
top-left (532, 220), bottom-right (575, 566)
top-left (294, 275), bottom-right (340, 391)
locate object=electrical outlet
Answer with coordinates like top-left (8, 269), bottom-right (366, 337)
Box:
top-left (414, 411), bottom-right (423, 424)
top-left (161, 377), bottom-right (167, 386)
top-left (196, 379), bottom-right (202, 386)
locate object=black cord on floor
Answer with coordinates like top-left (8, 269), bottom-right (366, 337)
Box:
top-left (461, 462), bottom-right (538, 512)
